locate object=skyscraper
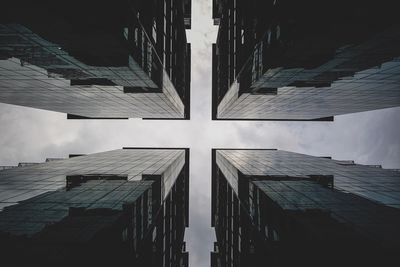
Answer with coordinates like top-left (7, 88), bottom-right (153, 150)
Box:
top-left (212, 0), bottom-right (400, 120)
top-left (211, 149), bottom-right (400, 266)
top-left (0, 0), bottom-right (191, 119)
top-left (0, 148), bottom-right (189, 267)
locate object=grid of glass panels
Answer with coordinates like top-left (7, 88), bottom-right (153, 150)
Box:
top-left (0, 179), bottom-right (153, 237)
top-left (212, 168), bottom-right (242, 267)
top-left (0, 20), bottom-right (185, 118)
top-left (218, 58), bottom-right (400, 119)
top-left (216, 149), bottom-right (400, 208)
top-left (0, 149), bottom-right (185, 210)
top-left (246, 179), bottom-right (400, 265)
top-left (215, 0), bottom-right (400, 120)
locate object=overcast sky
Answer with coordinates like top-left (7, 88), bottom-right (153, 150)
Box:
top-left (0, 1), bottom-right (399, 266)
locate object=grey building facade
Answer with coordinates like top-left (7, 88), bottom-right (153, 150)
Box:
top-left (212, 0), bottom-right (400, 120)
top-left (212, 149), bottom-right (400, 266)
top-left (0, 0), bottom-right (191, 119)
top-left (0, 148), bottom-right (189, 266)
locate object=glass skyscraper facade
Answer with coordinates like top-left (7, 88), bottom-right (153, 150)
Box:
top-left (211, 149), bottom-right (400, 266)
top-left (212, 0), bottom-right (400, 120)
top-left (0, 148), bottom-right (189, 266)
top-left (0, 0), bottom-right (191, 119)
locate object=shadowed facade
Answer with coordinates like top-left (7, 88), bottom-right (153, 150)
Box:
top-left (211, 149), bottom-right (400, 267)
top-left (0, 148), bottom-right (189, 267)
top-left (212, 0), bottom-right (400, 120)
top-left (0, 0), bottom-right (191, 119)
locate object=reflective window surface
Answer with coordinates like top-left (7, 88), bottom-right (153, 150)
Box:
top-left (0, 0), bottom-right (191, 119)
top-left (0, 148), bottom-right (189, 267)
top-left (0, 149), bottom-right (185, 210)
top-left (0, 179), bottom-right (153, 237)
top-left (253, 179), bottom-right (400, 235)
top-left (213, 149), bottom-right (400, 267)
top-left (218, 59), bottom-right (400, 120)
top-left (0, 56), bottom-right (183, 118)
top-left (216, 149), bottom-right (400, 208)
top-left (213, 0), bottom-right (400, 120)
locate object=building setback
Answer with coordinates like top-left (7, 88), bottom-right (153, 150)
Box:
top-left (212, 0), bottom-right (400, 120)
top-left (211, 149), bottom-right (400, 267)
top-left (0, 0), bottom-right (191, 119)
top-left (0, 148), bottom-right (189, 267)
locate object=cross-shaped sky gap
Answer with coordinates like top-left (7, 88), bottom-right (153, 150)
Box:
top-left (0, 1), bottom-right (399, 266)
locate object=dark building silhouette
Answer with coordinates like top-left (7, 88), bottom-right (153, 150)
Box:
top-left (0, 0), bottom-right (191, 119)
top-left (0, 148), bottom-right (189, 267)
top-left (212, 0), bottom-right (400, 120)
top-left (211, 149), bottom-right (400, 267)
